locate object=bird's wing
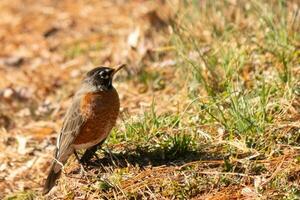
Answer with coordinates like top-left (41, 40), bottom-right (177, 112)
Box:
top-left (55, 95), bottom-right (86, 160)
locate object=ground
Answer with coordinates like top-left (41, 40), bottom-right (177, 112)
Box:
top-left (0, 0), bottom-right (299, 199)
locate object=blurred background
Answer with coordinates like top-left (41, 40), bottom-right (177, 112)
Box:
top-left (0, 0), bottom-right (299, 199)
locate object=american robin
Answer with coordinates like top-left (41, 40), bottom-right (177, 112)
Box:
top-left (43, 64), bottom-right (125, 194)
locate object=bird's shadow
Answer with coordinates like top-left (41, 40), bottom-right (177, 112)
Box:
top-left (80, 145), bottom-right (224, 171)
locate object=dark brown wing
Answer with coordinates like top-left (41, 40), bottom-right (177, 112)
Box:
top-left (55, 95), bottom-right (86, 160)
top-left (44, 94), bottom-right (86, 193)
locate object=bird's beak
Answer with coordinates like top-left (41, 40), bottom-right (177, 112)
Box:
top-left (112, 64), bottom-right (126, 77)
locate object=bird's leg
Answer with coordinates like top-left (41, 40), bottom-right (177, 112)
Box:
top-left (80, 139), bottom-right (106, 164)
top-left (74, 150), bottom-right (88, 175)
top-left (104, 146), bottom-right (118, 166)
top-left (80, 145), bottom-right (98, 164)
top-left (74, 150), bottom-right (81, 163)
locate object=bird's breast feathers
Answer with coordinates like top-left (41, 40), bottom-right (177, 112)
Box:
top-left (72, 89), bottom-right (120, 149)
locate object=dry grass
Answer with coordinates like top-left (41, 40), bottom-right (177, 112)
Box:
top-left (0, 0), bottom-right (299, 199)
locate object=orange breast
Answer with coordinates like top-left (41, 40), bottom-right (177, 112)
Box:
top-left (73, 88), bottom-right (120, 146)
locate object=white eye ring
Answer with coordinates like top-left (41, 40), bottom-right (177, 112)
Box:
top-left (99, 71), bottom-right (105, 76)
top-left (99, 71), bottom-right (109, 79)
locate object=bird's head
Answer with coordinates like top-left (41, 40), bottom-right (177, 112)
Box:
top-left (84, 64), bottom-right (125, 91)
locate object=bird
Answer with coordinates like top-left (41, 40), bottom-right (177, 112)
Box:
top-left (43, 64), bottom-right (125, 195)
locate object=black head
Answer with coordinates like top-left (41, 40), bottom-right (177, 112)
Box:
top-left (84, 65), bottom-right (125, 91)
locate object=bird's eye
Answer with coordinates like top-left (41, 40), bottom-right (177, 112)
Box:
top-left (99, 71), bottom-right (109, 79)
top-left (99, 71), bottom-right (105, 76)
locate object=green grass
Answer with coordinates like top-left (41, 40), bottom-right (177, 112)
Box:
top-left (171, 0), bottom-right (298, 144)
top-left (108, 103), bottom-right (197, 163)
top-left (166, 0), bottom-right (300, 197)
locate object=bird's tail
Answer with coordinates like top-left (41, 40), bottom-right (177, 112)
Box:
top-left (43, 162), bottom-right (62, 195)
